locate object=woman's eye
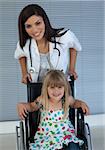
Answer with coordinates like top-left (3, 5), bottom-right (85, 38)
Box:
top-left (35, 21), bottom-right (41, 25)
top-left (25, 24), bottom-right (31, 29)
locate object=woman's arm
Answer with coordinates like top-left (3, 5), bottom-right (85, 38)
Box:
top-left (19, 57), bottom-right (32, 84)
top-left (19, 57), bottom-right (27, 77)
top-left (17, 96), bottom-right (42, 120)
top-left (17, 102), bottom-right (35, 120)
top-left (69, 48), bottom-right (78, 80)
top-left (68, 96), bottom-right (90, 115)
top-left (73, 99), bottom-right (89, 115)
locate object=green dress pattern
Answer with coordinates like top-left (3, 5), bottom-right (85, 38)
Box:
top-left (29, 109), bottom-right (83, 150)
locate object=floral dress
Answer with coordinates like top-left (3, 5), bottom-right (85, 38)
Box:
top-left (29, 109), bottom-right (83, 150)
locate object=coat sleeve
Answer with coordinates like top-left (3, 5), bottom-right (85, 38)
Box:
top-left (60, 29), bottom-right (82, 51)
top-left (14, 42), bottom-right (27, 59)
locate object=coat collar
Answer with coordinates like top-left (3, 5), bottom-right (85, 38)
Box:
top-left (31, 38), bottom-right (54, 55)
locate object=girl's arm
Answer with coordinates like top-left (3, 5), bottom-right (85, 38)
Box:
top-left (17, 96), bottom-right (42, 120)
top-left (19, 57), bottom-right (32, 84)
top-left (68, 96), bottom-right (90, 115)
top-left (69, 48), bottom-right (78, 80)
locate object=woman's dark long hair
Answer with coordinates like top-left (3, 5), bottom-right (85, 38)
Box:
top-left (18, 4), bottom-right (68, 48)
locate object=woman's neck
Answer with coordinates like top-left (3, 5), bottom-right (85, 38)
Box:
top-left (36, 38), bottom-right (49, 54)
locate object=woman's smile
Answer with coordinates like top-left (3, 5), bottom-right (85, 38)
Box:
top-left (25, 15), bottom-right (45, 41)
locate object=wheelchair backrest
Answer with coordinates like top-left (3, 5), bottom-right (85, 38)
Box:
top-left (26, 76), bottom-right (75, 143)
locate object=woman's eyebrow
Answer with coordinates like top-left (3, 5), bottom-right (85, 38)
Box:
top-left (35, 18), bottom-right (42, 23)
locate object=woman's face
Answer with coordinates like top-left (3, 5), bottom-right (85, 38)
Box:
top-left (24, 15), bottom-right (45, 41)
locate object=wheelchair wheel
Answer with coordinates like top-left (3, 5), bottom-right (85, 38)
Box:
top-left (16, 121), bottom-right (26, 150)
top-left (80, 137), bottom-right (88, 150)
top-left (20, 121), bottom-right (26, 150)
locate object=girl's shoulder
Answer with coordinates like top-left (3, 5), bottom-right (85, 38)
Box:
top-left (34, 95), bottom-right (44, 110)
top-left (36, 95), bottom-right (43, 103)
top-left (68, 95), bottom-right (75, 107)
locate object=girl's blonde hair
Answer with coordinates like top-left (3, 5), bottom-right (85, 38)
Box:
top-left (41, 70), bottom-right (71, 118)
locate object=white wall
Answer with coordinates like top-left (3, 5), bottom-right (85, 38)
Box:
top-left (0, 0), bottom-right (105, 121)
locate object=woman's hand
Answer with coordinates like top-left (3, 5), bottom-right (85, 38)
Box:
top-left (79, 101), bottom-right (90, 115)
top-left (69, 70), bottom-right (78, 80)
top-left (17, 103), bottom-right (28, 120)
top-left (74, 100), bottom-right (90, 115)
top-left (21, 73), bottom-right (32, 84)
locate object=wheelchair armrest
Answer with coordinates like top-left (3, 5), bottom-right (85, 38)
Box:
top-left (69, 107), bottom-right (85, 131)
top-left (76, 107), bottom-right (85, 137)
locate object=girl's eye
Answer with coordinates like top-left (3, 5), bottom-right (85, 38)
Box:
top-left (25, 24), bottom-right (32, 29)
top-left (50, 86), bottom-right (54, 89)
top-left (58, 86), bottom-right (62, 89)
top-left (57, 85), bottom-right (63, 88)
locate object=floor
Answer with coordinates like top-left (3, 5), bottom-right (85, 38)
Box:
top-left (0, 126), bottom-right (105, 150)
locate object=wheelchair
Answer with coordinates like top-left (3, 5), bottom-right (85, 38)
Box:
top-left (16, 76), bottom-right (92, 150)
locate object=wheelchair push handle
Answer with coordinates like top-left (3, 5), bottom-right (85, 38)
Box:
top-left (67, 75), bottom-right (75, 89)
top-left (70, 75), bottom-right (75, 81)
top-left (27, 73), bottom-right (75, 84)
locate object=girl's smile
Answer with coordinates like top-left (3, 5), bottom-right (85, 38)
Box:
top-left (48, 86), bottom-right (64, 102)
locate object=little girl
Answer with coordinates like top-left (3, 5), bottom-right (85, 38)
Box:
top-left (17, 70), bottom-right (89, 150)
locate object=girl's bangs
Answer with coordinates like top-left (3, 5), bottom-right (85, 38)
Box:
top-left (47, 77), bottom-right (65, 87)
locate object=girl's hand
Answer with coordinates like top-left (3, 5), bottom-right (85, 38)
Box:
top-left (21, 73), bottom-right (32, 84)
top-left (17, 103), bottom-right (28, 120)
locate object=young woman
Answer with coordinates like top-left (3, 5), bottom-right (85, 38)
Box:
top-left (14, 4), bottom-right (82, 84)
top-left (17, 70), bottom-right (89, 150)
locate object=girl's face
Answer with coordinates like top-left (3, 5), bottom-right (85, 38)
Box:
top-left (47, 85), bottom-right (65, 102)
top-left (24, 15), bottom-right (45, 41)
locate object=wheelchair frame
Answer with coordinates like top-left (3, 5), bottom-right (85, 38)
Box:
top-left (16, 76), bottom-right (92, 150)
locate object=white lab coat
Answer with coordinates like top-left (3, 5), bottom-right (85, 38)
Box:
top-left (14, 29), bottom-right (82, 82)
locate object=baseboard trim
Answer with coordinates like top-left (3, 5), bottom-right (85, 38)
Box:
top-left (0, 121), bottom-right (20, 134)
